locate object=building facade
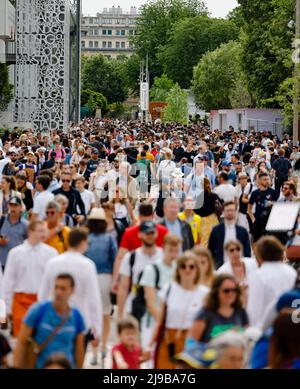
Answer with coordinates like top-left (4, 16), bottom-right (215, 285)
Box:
top-left (210, 108), bottom-right (285, 138)
top-left (14, 0), bottom-right (81, 132)
top-left (81, 6), bottom-right (138, 59)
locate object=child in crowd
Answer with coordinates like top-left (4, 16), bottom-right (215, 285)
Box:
top-left (112, 319), bottom-right (150, 369)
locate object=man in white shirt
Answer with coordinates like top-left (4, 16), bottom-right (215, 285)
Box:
top-left (38, 227), bottom-right (102, 343)
top-left (75, 176), bottom-right (96, 216)
top-left (214, 171), bottom-right (237, 205)
top-left (32, 175), bottom-right (54, 220)
top-left (247, 235), bottom-right (297, 329)
top-left (3, 220), bottom-right (57, 337)
top-left (117, 221), bottom-right (163, 320)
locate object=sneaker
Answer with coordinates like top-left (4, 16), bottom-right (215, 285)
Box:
top-left (101, 351), bottom-right (107, 369)
top-left (90, 355), bottom-right (98, 366)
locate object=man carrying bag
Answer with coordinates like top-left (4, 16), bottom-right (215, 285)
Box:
top-left (14, 274), bottom-right (86, 369)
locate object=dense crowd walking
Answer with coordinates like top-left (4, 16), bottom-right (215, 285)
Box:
top-left (0, 119), bottom-right (300, 369)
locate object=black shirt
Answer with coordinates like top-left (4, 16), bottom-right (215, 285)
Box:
top-left (87, 158), bottom-right (100, 172)
top-left (249, 187), bottom-right (279, 218)
top-left (173, 146), bottom-right (184, 163)
top-left (182, 150), bottom-right (196, 164)
top-left (53, 187), bottom-right (85, 217)
top-left (272, 157), bottom-right (291, 180)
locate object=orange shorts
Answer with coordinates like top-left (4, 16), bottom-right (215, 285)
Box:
top-left (12, 292), bottom-right (37, 337)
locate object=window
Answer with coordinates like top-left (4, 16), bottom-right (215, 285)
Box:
top-left (107, 30), bottom-right (112, 35)
top-left (81, 41), bottom-right (85, 48)
top-left (121, 42), bottom-right (125, 49)
top-left (94, 29), bottom-right (98, 35)
top-left (94, 41), bottom-right (98, 48)
top-left (116, 30), bottom-right (120, 36)
top-left (102, 30), bottom-right (107, 35)
top-left (102, 41), bottom-right (106, 48)
top-left (116, 18), bottom-right (125, 24)
top-left (89, 41), bottom-right (93, 48)
top-left (128, 30), bottom-right (134, 35)
top-left (116, 41), bottom-right (120, 49)
top-left (89, 18), bottom-right (93, 24)
top-left (108, 41), bottom-right (112, 48)
top-left (128, 19), bottom-right (136, 25)
top-left (121, 30), bottom-right (125, 36)
top-left (88, 30), bottom-right (93, 35)
top-left (102, 19), bottom-right (112, 24)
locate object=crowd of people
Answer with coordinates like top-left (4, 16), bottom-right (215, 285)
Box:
top-left (0, 118), bottom-right (300, 369)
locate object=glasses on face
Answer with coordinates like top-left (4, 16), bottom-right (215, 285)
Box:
top-left (229, 247), bottom-right (241, 253)
top-left (180, 263), bottom-right (195, 271)
top-left (62, 179), bottom-right (71, 183)
top-left (221, 288), bottom-right (238, 294)
top-left (283, 187), bottom-right (290, 191)
top-left (46, 210), bottom-right (56, 216)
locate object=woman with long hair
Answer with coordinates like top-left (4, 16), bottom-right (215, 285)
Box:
top-left (196, 178), bottom-right (220, 248)
top-left (151, 253), bottom-right (209, 369)
top-left (101, 201), bottom-right (125, 246)
top-left (111, 187), bottom-right (135, 228)
top-left (0, 176), bottom-right (23, 217)
top-left (15, 173), bottom-right (34, 212)
top-left (189, 274), bottom-right (248, 344)
top-left (193, 247), bottom-right (215, 288)
top-left (85, 208), bottom-right (118, 367)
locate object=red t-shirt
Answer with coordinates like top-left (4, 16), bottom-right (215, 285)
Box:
top-left (112, 343), bottom-right (141, 369)
top-left (119, 224), bottom-right (168, 251)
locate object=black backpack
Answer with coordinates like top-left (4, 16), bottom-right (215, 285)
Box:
top-left (129, 252), bottom-right (160, 323)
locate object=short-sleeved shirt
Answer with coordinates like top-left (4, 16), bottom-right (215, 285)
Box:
top-left (32, 191), bottom-right (54, 220)
top-left (24, 301), bottom-right (85, 369)
top-left (0, 217), bottom-right (28, 267)
top-left (194, 308), bottom-right (249, 343)
top-left (159, 282), bottom-right (209, 330)
top-left (46, 226), bottom-right (70, 254)
top-left (249, 188), bottom-right (279, 218)
top-left (112, 343), bottom-right (141, 369)
top-left (119, 224), bottom-right (168, 251)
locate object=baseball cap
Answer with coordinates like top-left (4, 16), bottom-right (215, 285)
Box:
top-left (139, 221), bottom-right (156, 234)
top-left (9, 196), bottom-right (22, 205)
top-left (92, 148), bottom-right (99, 154)
top-left (221, 160), bottom-right (231, 167)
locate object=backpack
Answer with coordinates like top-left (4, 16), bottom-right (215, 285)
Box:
top-left (129, 252), bottom-right (160, 323)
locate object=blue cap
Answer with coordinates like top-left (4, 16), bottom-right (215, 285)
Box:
top-left (221, 160), bottom-right (231, 167)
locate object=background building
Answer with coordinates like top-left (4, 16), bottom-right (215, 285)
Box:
top-left (81, 6), bottom-right (138, 59)
top-left (0, 0), bottom-right (16, 126)
top-left (210, 108), bottom-right (285, 137)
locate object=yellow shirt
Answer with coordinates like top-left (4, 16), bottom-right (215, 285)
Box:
top-left (137, 152), bottom-right (155, 162)
top-left (179, 212), bottom-right (202, 244)
top-left (46, 226), bottom-right (70, 254)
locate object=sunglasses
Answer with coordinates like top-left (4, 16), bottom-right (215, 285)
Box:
top-left (221, 288), bottom-right (238, 294)
top-left (62, 179), bottom-right (71, 183)
top-left (229, 247), bottom-right (241, 253)
top-left (283, 187), bottom-right (290, 191)
top-left (46, 210), bottom-right (56, 215)
top-left (180, 263), bottom-right (195, 271)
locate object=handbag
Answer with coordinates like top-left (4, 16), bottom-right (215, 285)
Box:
top-left (23, 311), bottom-right (70, 369)
top-left (286, 245), bottom-right (300, 260)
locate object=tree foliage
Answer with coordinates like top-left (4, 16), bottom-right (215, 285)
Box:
top-left (238, 0), bottom-right (294, 107)
top-left (158, 15), bottom-right (239, 88)
top-left (81, 54), bottom-right (128, 104)
top-left (0, 63), bottom-right (13, 111)
top-left (192, 41), bottom-right (252, 111)
top-left (131, 0), bottom-right (207, 80)
top-left (81, 89), bottom-right (108, 115)
top-left (150, 74), bottom-right (175, 101)
top-left (163, 83), bottom-right (188, 123)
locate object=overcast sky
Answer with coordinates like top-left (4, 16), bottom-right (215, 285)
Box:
top-left (82, 0), bottom-right (238, 18)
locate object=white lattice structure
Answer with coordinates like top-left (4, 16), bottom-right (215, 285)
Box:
top-left (14, 0), bottom-right (80, 132)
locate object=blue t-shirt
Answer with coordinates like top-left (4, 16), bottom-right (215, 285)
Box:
top-left (24, 301), bottom-right (85, 369)
top-left (85, 232), bottom-right (118, 274)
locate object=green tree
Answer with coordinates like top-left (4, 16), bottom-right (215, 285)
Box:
top-left (163, 83), bottom-right (188, 123)
top-left (238, 0), bottom-right (294, 107)
top-left (81, 54), bottom-right (128, 104)
top-left (81, 89), bottom-right (108, 115)
top-left (158, 15), bottom-right (239, 88)
top-left (150, 74), bottom-right (175, 101)
top-left (192, 41), bottom-right (252, 111)
top-left (132, 0), bottom-right (207, 80)
top-left (0, 63), bottom-right (13, 111)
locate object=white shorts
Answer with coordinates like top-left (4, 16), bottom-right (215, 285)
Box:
top-left (97, 274), bottom-right (113, 315)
